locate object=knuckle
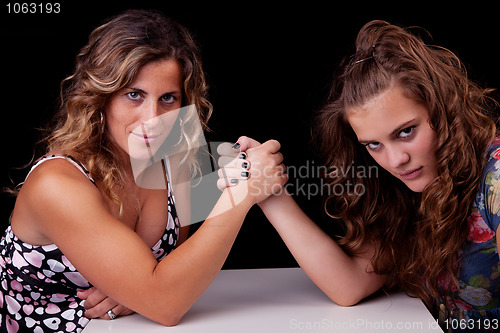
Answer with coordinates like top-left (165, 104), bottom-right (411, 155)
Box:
top-left (114, 305), bottom-right (124, 315)
top-left (268, 139), bottom-right (281, 149)
top-left (238, 135), bottom-right (249, 142)
top-left (218, 156), bottom-right (231, 168)
top-left (92, 304), bottom-right (107, 317)
top-left (84, 299), bottom-right (96, 309)
top-left (87, 292), bottom-right (103, 304)
top-left (216, 142), bottom-right (231, 155)
top-left (84, 308), bottom-right (98, 318)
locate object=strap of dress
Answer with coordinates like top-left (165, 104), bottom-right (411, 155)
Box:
top-left (26, 154), bottom-right (96, 186)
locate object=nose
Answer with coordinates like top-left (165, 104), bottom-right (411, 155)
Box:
top-left (386, 145), bottom-right (410, 169)
top-left (141, 101), bottom-right (162, 128)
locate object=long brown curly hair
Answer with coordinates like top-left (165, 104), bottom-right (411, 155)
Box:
top-left (43, 9), bottom-right (212, 210)
top-left (316, 20), bottom-right (498, 308)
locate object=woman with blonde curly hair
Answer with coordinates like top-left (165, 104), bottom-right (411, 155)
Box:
top-left (222, 20), bottom-right (500, 331)
top-left (0, 9), bottom-right (287, 332)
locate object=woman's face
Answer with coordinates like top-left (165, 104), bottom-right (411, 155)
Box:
top-left (105, 59), bottom-right (183, 161)
top-left (346, 84), bottom-right (438, 193)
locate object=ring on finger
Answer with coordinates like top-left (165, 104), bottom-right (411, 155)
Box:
top-left (107, 310), bottom-right (117, 320)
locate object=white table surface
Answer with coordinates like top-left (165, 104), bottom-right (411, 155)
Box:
top-left (82, 267), bottom-right (443, 332)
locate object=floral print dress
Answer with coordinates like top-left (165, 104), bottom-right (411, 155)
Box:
top-left (438, 139), bottom-right (500, 332)
top-left (0, 155), bottom-right (179, 332)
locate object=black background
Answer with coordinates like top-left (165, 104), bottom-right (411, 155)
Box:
top-left (1, 2), bottom-right (499, 269)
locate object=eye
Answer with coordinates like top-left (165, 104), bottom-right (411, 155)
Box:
top-left (366, 142), bottom-right (381, 151)
top-left (399, 126), bottom-right (416, 139)
top-left (161, 94), bottom-right (177, 104)
top-left (126, 91), bottom-right (142, 101)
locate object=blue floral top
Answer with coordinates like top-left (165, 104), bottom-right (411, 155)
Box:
top-left (439, 139), bottom-right (500, 332)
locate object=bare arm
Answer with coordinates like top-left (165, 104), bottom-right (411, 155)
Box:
top-left (14, 141), bottom-right (286, 326)
top-left (28, 169), bottom-right (250, 325)
top-left (80, 157), bottom-right (192, 320)
top-left (259, 191), bottom-right (388, 306)
top-left (222, 136), bottom-right (388, 306)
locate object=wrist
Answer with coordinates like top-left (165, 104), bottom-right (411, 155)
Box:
top-left (209, 185), bottom-right (254, 221)
top-left (223, 184), bottom-right (255, 211)
top-left (258, 189), bottom-right (290, 211)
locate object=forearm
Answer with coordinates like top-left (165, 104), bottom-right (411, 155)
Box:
top-left (27, 161), bottom-right (255, 326)
top-left (259, 191), bottom-right (386, 306)
top-left (149, 186), bottom-right (253, 324)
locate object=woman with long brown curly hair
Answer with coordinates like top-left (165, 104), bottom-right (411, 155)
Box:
top-left (221, 20), bottom-right (500, 330)
top-left (0, 9), bottom-right (287, 332)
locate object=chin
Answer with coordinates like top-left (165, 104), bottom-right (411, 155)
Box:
top-left (405, 179), bottom-right (433, 193)
top-left (408, 185), bottom-right (425, 193)
top-left (127, 139), bottom-right (164, 161)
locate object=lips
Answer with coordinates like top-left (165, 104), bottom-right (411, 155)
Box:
top-left (130, 131), bottom-right (161, 146)
top-left (131, 132), bottom-right (160, 139)
top-left (399, 166), bottom-right (423, 180)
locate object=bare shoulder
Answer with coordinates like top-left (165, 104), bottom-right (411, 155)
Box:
top-left (9, 157), bottom-right (162, 312)
top-left (21, 157), bottom-right (100, 203)
top-left (12, 157), bottom-right (104, 244)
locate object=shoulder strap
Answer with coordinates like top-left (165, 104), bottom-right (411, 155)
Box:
top-left (26, 154), bottom-right (96, 186)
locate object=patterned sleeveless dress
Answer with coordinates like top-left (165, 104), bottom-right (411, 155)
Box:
top-left (0, 155), bottom-right (179, 332)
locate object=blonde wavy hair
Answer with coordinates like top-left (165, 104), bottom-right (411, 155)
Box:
top-left (44, 9), bottom-right (212, 208)
top-left (316, 20), bottom-right (498, 308)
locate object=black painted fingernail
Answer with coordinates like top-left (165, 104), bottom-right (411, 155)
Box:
top-left (242, 162), bottom-right (248, 169)
top-left (232, 143), bottom-right (241, 149)
top-left (241, 171), bottom-right (249, 178)
top-left (231, 179), bottom-right (238, 184)
top-left (239, 153), bottom-right (246, 159)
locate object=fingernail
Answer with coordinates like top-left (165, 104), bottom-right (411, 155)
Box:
top-left (231, 179), bottom-right (238, 184)
top-left (242, 162), bottom-right (248, 169)
top-left (241, 171), bottom-right (249, 178)
top-left (232, 143), bottom-right (241, 149)
top-left (238, 153), bottom-right (246, 159)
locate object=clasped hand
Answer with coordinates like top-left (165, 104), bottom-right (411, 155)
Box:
top-left (217, 136), bottom-right (288, 204)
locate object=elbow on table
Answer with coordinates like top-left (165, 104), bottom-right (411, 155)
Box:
top-left (334, 297), bottom-right (362, 307)
top-left (154, 308), bottom-right (186, 327)
top-left (158, 314), bottom-right (182, 327)
top-left (145, 291), bottom-right (191, 326)
top-left (326, 276), bottom-right (385, 307)
top-left (329, 292), bottom-right (366, 307)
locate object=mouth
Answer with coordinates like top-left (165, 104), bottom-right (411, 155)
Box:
top-left (130, 132), bottom-right (160, 145)
top-left (399, 166), bottom-right (423, 181)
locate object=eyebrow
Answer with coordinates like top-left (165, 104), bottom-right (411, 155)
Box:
top-left (126, 87), bottom-right (180, 96)
top-left (358, 119), bottom-right (416, 145)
